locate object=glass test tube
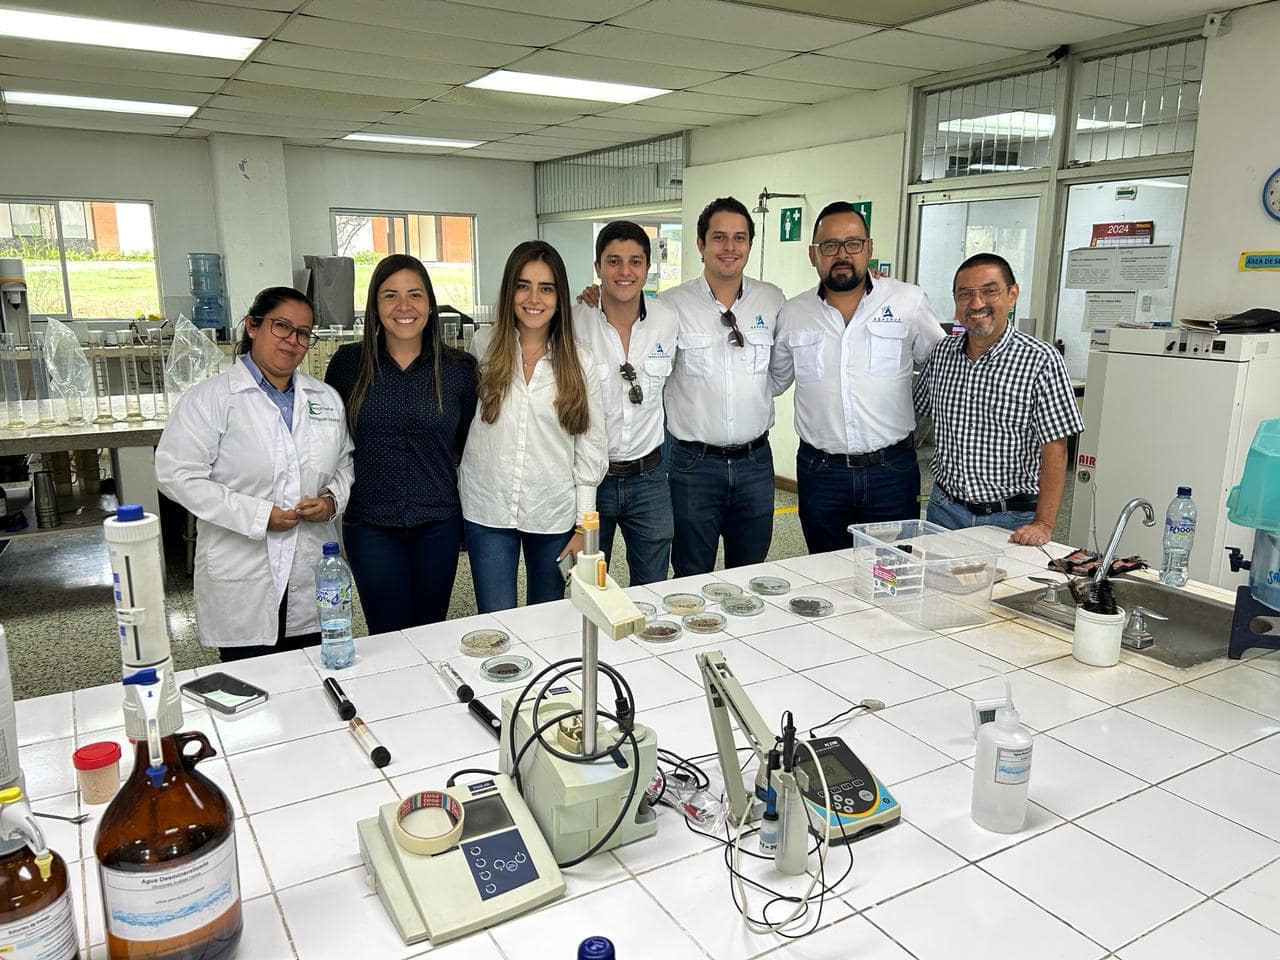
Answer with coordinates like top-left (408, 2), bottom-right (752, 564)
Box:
top-left (118, 331), bottom-right (144, 422)
top-left (146, 330), bottom-right (168, 421)
top-left (28, 340), bottom-right (56, 426)
top-left (0, 333), bottom-right (26, 428)
top-left (89, 331), bottom-right (117, 424)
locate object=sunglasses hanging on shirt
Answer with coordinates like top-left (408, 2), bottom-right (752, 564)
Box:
top-left (619, 362), bottom-right (643, 404)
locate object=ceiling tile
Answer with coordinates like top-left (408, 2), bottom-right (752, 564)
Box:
top-left (373, 115), bottom-right (544, 136)
top-left (645, 90), bottom-right (792, 116)
top-left (750, 53), bottom-right (929, 88)
top-left (743, 0), bottom-right (973, 28)
top-left (236, 63), bottom-right (451, 101)
top-left (596, 104), bottom-right (729, 126)
top-left (186, 118), bottom-right (350, 139)
top-left (403, 99), bottom-right (582, 126)
top-left (276, 16), bottom-right (532, 67)
top-left (303, 0), bottom-right (589, 46)
top-left (220, 79), bottom-right (419, 113)
top-left (508, 49), bottom-right (726, 89)
top-left (819, 29), bottom-right (1033, 68)
top-left (0, 37), bottom-right (237, 77)
top-left (190, 0), bottom-right (301, 9)
top-left (538, 123), bottom-right (641, 142)
top-left (328, 139), bottom-right (461, 155)
top-left (252, 41), bottom-right (487, 85)
top-left (0, 76), bottom-right (207, 107)
top-left (504, 133), bottom-right (623, 148)
top-left (560, 114), bottom-right (685, 134)
top-left (430, 86), bottom-right (600, 122)
top-left (552, 24), bottom-right (789, 71)
top-left (1019, 0), bottom-right (1267, 27)
top-left (0, 56), bottom-right (224, 93)
top-left (907, 1), bottom-right (1140, 47)
top-left (25, 0), bottom-right (287, 37)
top-left (4, 108), bottom-right (181, 134)
top-left (690, 73), bottom-right (851, 104)
top-left (610, 0), bottom-right (879, 50)
top-left (450, 0), bottom-right (646, 20)
top-left (194, 106), bottom-right (354, 132)
top-left (205, 93), bottom-right (391, 122)
top-left (468, 146), bottom-right (563, 160)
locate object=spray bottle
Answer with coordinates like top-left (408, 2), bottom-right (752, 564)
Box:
top-left (0, 624), bottom-right (81, 959)
top-left (971, 673), bottom-right (1033, 833)
top-left (94, 506), bottom-right (242, 959)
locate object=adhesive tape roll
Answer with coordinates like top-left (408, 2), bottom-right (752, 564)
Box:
top-left (391, 789), bottom-right (465, 856)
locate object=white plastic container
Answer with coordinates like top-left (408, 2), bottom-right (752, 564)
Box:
top-left (971, 704), bottom-right (1033, 833)
top-left (1072, 605), bottom-right (1126, 667)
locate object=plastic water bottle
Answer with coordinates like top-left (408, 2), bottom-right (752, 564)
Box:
top-left (315, 541), bottom-right (355, 669)
top-left (971, 703), bottom-right (1033, 833)
top-left (1159, 486), bottom-right (1197, 587)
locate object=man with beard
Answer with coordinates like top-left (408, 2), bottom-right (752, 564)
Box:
top-left (914, 253), bottom-right (1082, 547)
top-left (771, 201), bottom-right (945, 553)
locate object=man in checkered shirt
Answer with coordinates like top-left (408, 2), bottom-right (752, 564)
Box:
top-left (914, 253), bottom-right (1083, 547)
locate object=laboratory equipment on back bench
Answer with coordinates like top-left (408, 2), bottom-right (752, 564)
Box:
top-left (0, 259), bottom-right (31, 342)
top-left (499, 511), bottom-right (656, 864)
top-left (1223, 418), bottom-right (1280, 659)
top-left (357, 773), bottom-right (564, 946)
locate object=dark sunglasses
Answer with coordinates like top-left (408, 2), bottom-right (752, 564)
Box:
top-left (619, 362), bottom-right (643, 404)
top-left (720, 309), bottom-right (744, 347)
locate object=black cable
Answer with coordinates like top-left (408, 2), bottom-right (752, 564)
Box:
top-left (445, 768), bottom-right (498, 787)
top-left (806, 703), bottom-right (873, 739)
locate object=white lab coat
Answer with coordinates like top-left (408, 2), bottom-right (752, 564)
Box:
top-left (156, 358), bottom-right (354, 649)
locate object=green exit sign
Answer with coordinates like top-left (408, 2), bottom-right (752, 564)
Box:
top-left (780, 207), bottom-right (802, 242)
top-left (851, 200), bottom-right (872, 231)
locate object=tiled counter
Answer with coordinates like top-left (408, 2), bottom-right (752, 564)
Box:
top-left (18, 532), bottom-right (1280, 959)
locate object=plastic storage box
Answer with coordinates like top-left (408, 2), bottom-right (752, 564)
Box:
top-left (847, 519), bottom-right (1001, 630)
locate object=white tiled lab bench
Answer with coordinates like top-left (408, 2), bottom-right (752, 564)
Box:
top-left (19, 536), bottom-right (1280, 960)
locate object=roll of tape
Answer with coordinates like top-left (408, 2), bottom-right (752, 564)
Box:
top-left (392, 789), bottom-right (465, 855)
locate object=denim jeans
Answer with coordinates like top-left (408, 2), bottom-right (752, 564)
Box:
top-left (343, 515), bottom-right (463, 634)
top-left (597, 460), bottom-right (674, 586)
top-left (465, 521), bottom-right (572, 613)
top-left (926, 485), bottom-right (1035, 533)
top-left (796, 440), bottom-right (921, 554)
top-left (668, 438), bottom-right (774, 576)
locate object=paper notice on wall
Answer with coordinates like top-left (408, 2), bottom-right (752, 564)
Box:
top-left (1082, 291), bottom-right (1138, 329)
top-left (1066, 245), bottom-right (1172, 290)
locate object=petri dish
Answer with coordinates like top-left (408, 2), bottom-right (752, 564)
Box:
top-left (701, 582), bottom-right (743, 601)
top-left (461, 629), bottom-right (511, 657)
top-left (479, 654), bottom-right (532, 683)
top-left (682, 611), bottom-right (727, 634)
top-left (639, 619), bottom-right (683, 643)
top-left (721, 594), bottom-right (765, 617)
top-left (749, 576), bottom-right (791, 596)
top-left (789, 596), bottom-right (833, 617)
top-left (634, 601), bottom-right (657, 620)
top-left (663, 593), bottom-right (705, 615)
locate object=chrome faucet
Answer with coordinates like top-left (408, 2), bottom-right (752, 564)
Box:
top-left (1094, 498), bottom-right (1156, 585)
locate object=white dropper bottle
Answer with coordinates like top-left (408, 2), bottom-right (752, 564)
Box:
top-left (971, 674), bottom-right (1033, 833)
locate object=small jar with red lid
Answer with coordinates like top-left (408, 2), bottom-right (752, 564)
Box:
top-left (72, 741), bottom-right (121, 805)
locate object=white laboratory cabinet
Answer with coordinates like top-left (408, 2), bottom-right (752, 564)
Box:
top-left (1069, 328), bottom-right (1280, 589)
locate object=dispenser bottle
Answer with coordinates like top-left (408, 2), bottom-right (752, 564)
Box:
top-left (93, 507), bottom-right (241, 959)
top-left (971, 703), bottom-right (1033, 833)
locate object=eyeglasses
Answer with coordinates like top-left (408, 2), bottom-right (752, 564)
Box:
top-left (257, 316), bottom-right (318, 347)
top-left (953, 284), bottom-right (1010, 304)
top-left (619, 362), bottom-right (643, 404)
top-left (720, 308), bottom-right (745, 347)
top-left (811, 237), bottom-right (868, 257)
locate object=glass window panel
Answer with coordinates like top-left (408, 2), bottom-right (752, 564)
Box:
top-left (66, 201), bottom-right (159, 319)
top-left (335, 210), bottom-right (476, 314)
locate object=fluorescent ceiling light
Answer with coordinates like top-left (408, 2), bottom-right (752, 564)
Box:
top-left (939, 110), bottom-right (1139, 137)
top-left (342, 133), bottom-right (483, 149)
top-left (4, 90), bottom-right (196, 117)
top-left (467, 70), bottom-right (667, 104)
top-left (0, 8), bottom-right (259, 60)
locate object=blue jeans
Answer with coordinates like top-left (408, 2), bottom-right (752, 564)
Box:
top-left (343, 515), bottom-right (462, 634)
top-left (926, 486), bottom-right (1035, 533)
top-left (668, 438), bottom-right (774, 576)
top-left (796, 440), bottom-right (921, 554)
top-left (597, 460), bottom-right (674, 586)
top-left (465, 521), bottom-right (572, 613)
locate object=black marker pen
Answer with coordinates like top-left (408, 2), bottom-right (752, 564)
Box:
top-left (323, 677), bottom-right (356, 721)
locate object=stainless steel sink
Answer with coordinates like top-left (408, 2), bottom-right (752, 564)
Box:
top-left (996, 577), bottom-right (1235, 669)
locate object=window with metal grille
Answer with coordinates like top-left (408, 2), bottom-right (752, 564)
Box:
top-left (536, 135), bottom-right (683, 217)
top-left (918, 68), bottom-right (1058, 182)
top-left (1073, 38), bottom-right (1204, 164)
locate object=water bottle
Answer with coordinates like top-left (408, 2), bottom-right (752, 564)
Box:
top-left (1159, 486), bottom-right (1197, 587)
top-left (971, 703), bottom-right (1033, 833)
top-left (315, 541), bottom-right (355, 669)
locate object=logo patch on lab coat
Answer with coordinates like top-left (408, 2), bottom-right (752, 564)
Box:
top-left (306, 399), bottom-right (340, 423)
top-left (649, 341), bottom-right (670, 359)
top-left (752, 314), bottom-right (767, 329)
top-left (871, 306), bottom-right (900, 323)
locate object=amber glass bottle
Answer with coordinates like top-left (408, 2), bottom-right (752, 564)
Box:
top-left (0, 842), bottom-right (80, 959)
top-left (95, 732), bottom-right (241, 960)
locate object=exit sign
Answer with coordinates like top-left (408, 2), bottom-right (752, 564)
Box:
top-left (780, 207), bottom-right (802, 242)
top-left (851, 200), bottom-right (872, 232)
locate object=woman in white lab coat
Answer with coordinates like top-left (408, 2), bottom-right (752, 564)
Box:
top-left (156, 287), bottom-right (354, 661)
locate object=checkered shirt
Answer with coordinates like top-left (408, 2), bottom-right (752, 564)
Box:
top-left (914, 323), bottom-right (1083, 502)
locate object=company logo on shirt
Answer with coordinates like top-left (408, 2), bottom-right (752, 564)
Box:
top-left (752, 314), bottom-right (767, 329)
top-left (306, 399), bottom-right (340, 423)
top-left (650, 341), bottom-right (670, 359)
top-left (871, 306), bottom-right (900, 324)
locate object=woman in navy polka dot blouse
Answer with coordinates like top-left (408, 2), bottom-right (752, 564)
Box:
top-left (325, 255), bottom-right (479, 633)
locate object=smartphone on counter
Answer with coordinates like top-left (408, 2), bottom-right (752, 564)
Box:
top-left (180, 672), bottom-right (269, 715)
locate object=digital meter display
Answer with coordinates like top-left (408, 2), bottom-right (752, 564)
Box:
top-left (461, 794), bottom-right (514, 841)
top-left (817, 753), bottom-right (853, 784)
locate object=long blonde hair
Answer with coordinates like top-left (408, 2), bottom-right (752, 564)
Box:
top-left (479, 241), bottom-right (590, 435)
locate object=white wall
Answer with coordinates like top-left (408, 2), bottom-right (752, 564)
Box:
top-left (1177, 2), bottom-right (1280, 318)
top-left (283, 146), bottom-right (536, 310)
top-left (538, 219), bottom-right (597, 297)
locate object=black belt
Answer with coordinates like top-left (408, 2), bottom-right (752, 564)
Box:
top-left (799, 434), bottom-right (914, 468)
top-left (935, 480), bottom-right (1037, 516)
top-left (607, 446), bottom-right (663, 477)
top-left (674, 432), bottom-right (769, 459)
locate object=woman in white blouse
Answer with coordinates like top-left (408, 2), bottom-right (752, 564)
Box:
top-left (459, 240), bottom-right (607, 612)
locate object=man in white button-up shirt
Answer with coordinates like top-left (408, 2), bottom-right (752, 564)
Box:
top-left (573, 221), bottom-right (679, 585)
top-left (664, 197), bottom-right (785, 576)
top-left (771, 201), bottom-right (945, 553)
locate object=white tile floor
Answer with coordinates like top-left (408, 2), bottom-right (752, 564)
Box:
top-left (21, 543), bottom-right (1280, 960)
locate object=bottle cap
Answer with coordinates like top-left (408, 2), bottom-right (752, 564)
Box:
top-left (1177, 485), bottom-right (1192, 497)
top-left (323, 541), bottom-right (340, 556)
top-left (994, 704), bottom-right (1020, 728)
top-left (74, 741), bottom-right (123, 771)
top-left (116, 504), bottom-right (145, 522)
top-left (578, 937), bottom-right (615, 960)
